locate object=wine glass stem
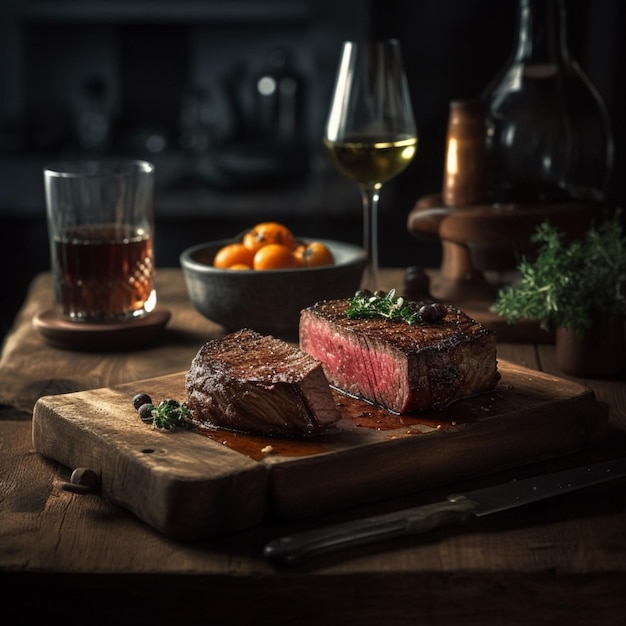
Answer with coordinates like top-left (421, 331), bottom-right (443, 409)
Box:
top-left (360, 185), bottom-right (381, 292)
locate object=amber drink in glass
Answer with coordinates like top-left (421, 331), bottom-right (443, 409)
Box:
top-left (45, 160), bottom-right (156, 322)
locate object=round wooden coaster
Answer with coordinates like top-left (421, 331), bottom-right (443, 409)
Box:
top-left (33, 309), bottom-right (171, 351)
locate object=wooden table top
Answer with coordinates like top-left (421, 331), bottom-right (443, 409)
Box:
top-left (1, 268), bottom-right (625, 625)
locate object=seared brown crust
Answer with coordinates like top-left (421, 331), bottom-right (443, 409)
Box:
top-left (185, 328), bottom-right (340, 437)
top-left (299, 299), bottom-right (500, 413)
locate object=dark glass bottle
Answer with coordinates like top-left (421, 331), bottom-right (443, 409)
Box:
top-left (482, 0), bottom-right (613, 204)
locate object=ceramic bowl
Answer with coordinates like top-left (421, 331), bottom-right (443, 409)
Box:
top-left (180, 238), bottom-right (366, 339)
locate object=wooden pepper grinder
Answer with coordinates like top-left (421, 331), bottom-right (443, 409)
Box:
top-left (442, 100), bottom-right (488, 206)
top-left (428, 99), bottom-right (495, 303)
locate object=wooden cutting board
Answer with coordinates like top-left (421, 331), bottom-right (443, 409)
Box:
top-left (32, 360), bottom-right (608, 540)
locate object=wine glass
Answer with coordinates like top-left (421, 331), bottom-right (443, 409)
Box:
top-left (324, 39), bottom-right (417, 292)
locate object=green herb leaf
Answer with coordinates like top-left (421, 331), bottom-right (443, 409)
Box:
top-left (494, 210), bottom-right (626, 336)
top-left (347, 289), bottom-right (418, 324)
top-left (150, 399), bottom-right (192, 431)
top-left (346, 289), bottom-right (446, 325)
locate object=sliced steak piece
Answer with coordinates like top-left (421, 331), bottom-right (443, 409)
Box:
top-left (299, 298), bottom-right (500, 413)
top-left (185, 328), bottom-right (340, 438)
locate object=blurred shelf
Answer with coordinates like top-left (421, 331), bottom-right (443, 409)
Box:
top-left (0, 152), bottom-right (362, 219)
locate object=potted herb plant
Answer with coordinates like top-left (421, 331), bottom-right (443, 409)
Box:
top-left (495, 210), bottom-right (626, 378)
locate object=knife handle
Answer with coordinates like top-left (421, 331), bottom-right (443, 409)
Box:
top-left (263, 495), bottom-right (477, 566)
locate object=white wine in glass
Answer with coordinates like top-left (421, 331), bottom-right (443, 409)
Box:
top-left (324, 39), bottom-right (417, 292)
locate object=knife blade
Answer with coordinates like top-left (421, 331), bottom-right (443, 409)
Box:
top-left (263, 457), bottom-right (626, 566)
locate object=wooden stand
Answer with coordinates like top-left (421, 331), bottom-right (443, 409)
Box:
top-left (407, 194), bottom-right (600, 342)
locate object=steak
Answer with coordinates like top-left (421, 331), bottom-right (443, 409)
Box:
top-left (185, 328), bottom-right (340, 438)
top-left (299, 298), bottom-right (500, 413)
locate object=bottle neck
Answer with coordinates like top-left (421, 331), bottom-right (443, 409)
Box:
top-left (514, 0), bottom-right (569, 64)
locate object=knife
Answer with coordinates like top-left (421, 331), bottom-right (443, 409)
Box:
top-left (263, 457), bottom-right (626, 566)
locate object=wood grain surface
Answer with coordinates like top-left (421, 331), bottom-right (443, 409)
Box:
top-left (32, 360), bottom-right (608, 539)
top-left (3, 269), bottom-right (626, 625)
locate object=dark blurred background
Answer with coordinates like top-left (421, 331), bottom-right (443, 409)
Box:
top-left (1, 0), bottom-right (624, 341)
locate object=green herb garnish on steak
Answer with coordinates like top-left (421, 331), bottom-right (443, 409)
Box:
top-left (346, 289), bottom-right (447, 325)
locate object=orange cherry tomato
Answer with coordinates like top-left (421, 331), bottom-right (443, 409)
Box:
top-left (213, 243), bottom-right (255, 269)
top-left (243, 222), bottom-right (297, 253)
top-left (253, 243), bottom-right (300, 270)
top-left (294, 241), bottom-right (335, 267)
top-left (228, 263), bottom-right (252, 270)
